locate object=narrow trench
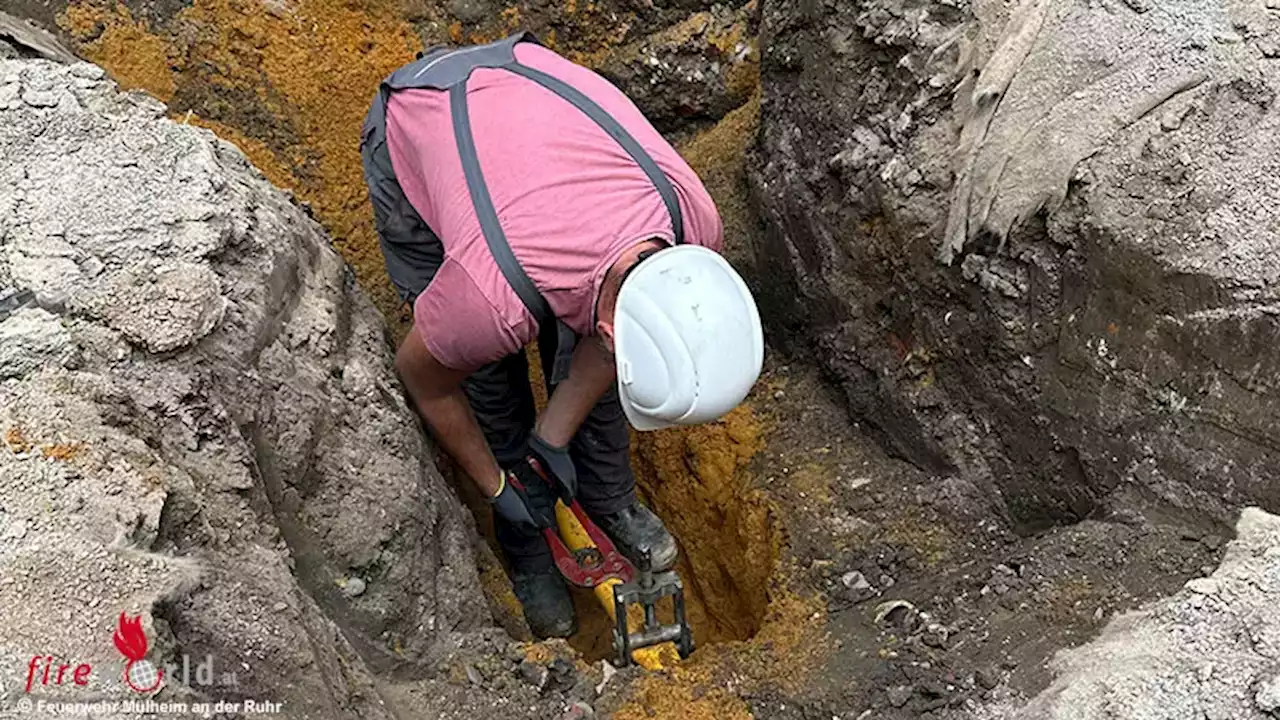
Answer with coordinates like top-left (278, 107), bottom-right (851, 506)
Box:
top-left (448, 346), bottom-right (782, 663)
top-left (572, 410), bottom-right (779, 660)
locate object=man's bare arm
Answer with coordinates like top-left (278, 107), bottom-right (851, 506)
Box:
top-left (395, 327), bottom-right (504, 497)
top-left (534, 337), bottom-right (616, 447)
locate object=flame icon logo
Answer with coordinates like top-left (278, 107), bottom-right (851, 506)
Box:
top-left (112, 612), bottom-right (164, 694)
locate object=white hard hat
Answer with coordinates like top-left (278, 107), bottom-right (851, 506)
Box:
top-left (613, 245), bottom-right (764, 431)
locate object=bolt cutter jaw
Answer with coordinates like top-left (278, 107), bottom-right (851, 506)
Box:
top-left (522, 457), bottom-right (635, 588)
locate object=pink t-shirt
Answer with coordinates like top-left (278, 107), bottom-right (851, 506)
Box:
top-left (385, 42), bottom-right (723, 372)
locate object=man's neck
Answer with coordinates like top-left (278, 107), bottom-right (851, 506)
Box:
top-left (595, 238), bottom-right (667, 328)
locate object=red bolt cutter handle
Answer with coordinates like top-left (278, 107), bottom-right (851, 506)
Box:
top-left (517, 457), bottom-right (635, 588)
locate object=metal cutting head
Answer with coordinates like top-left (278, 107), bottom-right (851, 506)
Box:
top-left (611, 547), bottom-right (694, 667)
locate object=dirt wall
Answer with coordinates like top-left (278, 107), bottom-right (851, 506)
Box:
top-left (750, 0), bottom-right (1280, 533)
top-left (0, 54), bottom-right (507, 716)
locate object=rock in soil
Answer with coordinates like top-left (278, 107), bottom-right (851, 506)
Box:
top-left (520, 659), bottom-right (550, 691)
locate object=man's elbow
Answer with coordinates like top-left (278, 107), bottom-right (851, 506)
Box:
top-left (395, 330), bottom-right (468, 400)
top-left (394, 339), bottom-right (416, 379)
top-left (395, 330), bottom-right (436, 394)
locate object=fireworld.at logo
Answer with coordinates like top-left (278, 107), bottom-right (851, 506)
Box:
top-left (23, 611), bottom-right (238, 694)
top-left (113, 613), bottom-right (163, 694)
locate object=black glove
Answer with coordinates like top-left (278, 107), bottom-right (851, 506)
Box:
top-left (489, 466), bottom-right (556, 531)
top-left (527, 432), bottom-right (578, 501)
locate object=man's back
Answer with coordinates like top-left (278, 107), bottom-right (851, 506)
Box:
top-left (384, 42), bottom-right (722, 371)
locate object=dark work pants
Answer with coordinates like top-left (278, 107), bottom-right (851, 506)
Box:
top-left (465, 321), bottom-right (637, 574)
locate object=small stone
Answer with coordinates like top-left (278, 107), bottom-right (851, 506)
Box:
top-left (1146, 201), bottom-right (1174, 221)
top-left (465, 664), bottom-right (483, 686)
top-left (1269, 0), bottom-right (1280, 9)
top-left (519, 660), bottom-right (548, 690)
top-left (546, 658), bottom-right (578, 693)
top-left (773, 390), bottom-right (785, 399)
top-left (975, 668), bottom-right (999, 690)
top-left (273, 602), bottom-right (288, 612)
top-left (1186, 577), bottom-right (1219, 595)
top-left (886, 685), bottom-right (912, 708)
top-left (1201, 534), bottom-right (1224, 551)
top-left (82, 257), bottom-right (105, 278)
top-left (1160, 109), bottom-right (1183, 131)
top-left (1256, 675), bottom-right (1280, 712)
top-left (261, 0), bottom-right (291, 17)
top-left (1165, 165), bottom-right (1191, 187)
top-left (2, 519), bottom-right (28, 540)
top-left (922, 623), bottom-right (949, 648)
top-left (342, 577), bottom-right (366, 597)
top-left (70, 63), bottom-right (107, 80)
top-left (594, 661), bottom-right (616, 695)
top-left (1214, 31), bottom-right (1244, 43)
top-left (841, 570), bottom-right (871, 591)
top-left (22, 90), bottom-right (59, 107)
top-left (874, 599), bottom-right (917, 627)
top-left (0, 84), bottom-right (19, 109)
top-left (1199, 663), bottom-right (1214, 682)
top-left (562, 701), bottom-right (594, 720)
